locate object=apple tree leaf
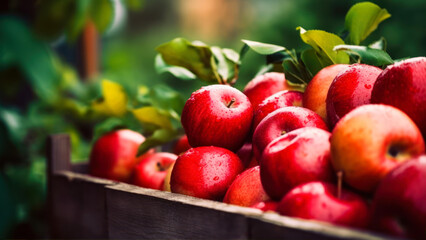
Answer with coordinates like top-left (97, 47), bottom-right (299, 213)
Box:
top-left (156, 38), bottom-right (218, 83)
top-left (132, 106), bottom-right (173, 129)
top-left (345, 2), bottom-right (391, 45)
top-left (91, 80), bottom-right (128, 117)
top-left (297, 27), bottom-right (350, 65)
top-left (369, 37), bottom-right (387, 51)
top-left (241, 39), bottom-right (286, 55)
top-left (334, 44), bottom-right (394, 67)
top-left (155, 54), bottom-right (196, 80)
top-left (90, 0), bottom-right (114, 33)
top-left (137, 128), bottom-right (178, 156)
top-left (300, 48), bottom-right (329, 77)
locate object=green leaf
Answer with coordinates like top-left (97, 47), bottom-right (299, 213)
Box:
top-left (334, 45), bottom-right (394, 66)
top-left (369, 37), bottom-right (387, 51)
top-left (222, 48), bottom-right (240, 63)
top-left (301, 48), bottom-right (329, 77)
top-left (155, 54), bottom-right (196, 80)
top-left (241, 39), bottom-right (286, 55)
top-left (137, 128), bottom-right (178, 156)
top-left (345, 2), bottom-right (391, 45)
top-left (298, 27), bottom-right (350, 65)
top-left (66, 0), bottom-right (91, 41)
top-left (90, 0), bottom-right (114, 33)
top-left (156, 38), bottom-right (218, 82)
top-left (0, 16), bottom-right (59, 102)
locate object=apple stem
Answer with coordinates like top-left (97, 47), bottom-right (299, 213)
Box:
top-left (337, 171), bottom-right (343, 200)
top-left (227, 98), bottom-right (236, 108)
top-left (157, 162), bottom-right (165, 171)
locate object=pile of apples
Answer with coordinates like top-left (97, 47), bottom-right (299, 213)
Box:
top-left (89, 57), bottom-right (426, 239)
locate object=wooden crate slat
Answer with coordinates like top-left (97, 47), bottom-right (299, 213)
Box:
top-left (106, 183), bottom-right (257, 239)
top-left (50, 171), bottom-right (117, 238)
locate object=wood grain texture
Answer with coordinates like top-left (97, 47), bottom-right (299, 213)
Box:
top-left (50, 171), bottom-right (117, 238)
top-left (106, 183), bottom-right (258, 239)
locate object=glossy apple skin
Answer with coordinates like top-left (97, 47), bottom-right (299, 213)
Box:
top-left (89, 129), bottom-right (153, 182)
top-left (277, 182), bottom-right (370, 229)
top-left (243, 72), bottom-right (296, 109)
top-left (181, 84), bottom-right (253, 151)
top-left (236, 142), bottom-right (259, 168)
top-left (223, 166), bottom-right (269, 207)
top-left (303, 64), bottom-right (349, 123)
top-left (371, 57), bottom-right (426, 138)
top-left (173, 135), bottom-right (191, 155)
top-left (331, 104), bottom-right (425, 193)
top-left (253, 90), bottom-right (303, 130)
top-left (252, 106), bottom-right (328, 160)
top-left (326, 64), bottom-right (382, 128)
top-left (170, 146), bottom-right (244, 201)
top-left (132, 152), bottom-right (177, 190)
top-left (250, 201), bottom-right (278, 212)
top-left (371, 155), bottom-right (426, 239)
top-left (260, 127), bottom-right (334, 200)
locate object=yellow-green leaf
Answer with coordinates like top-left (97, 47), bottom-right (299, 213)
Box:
top-left (345, 2), bottom-right (391, 45)
top-left (132, 106), bottom-right (172, 129)
top-left (92, 80), bottom-right (128, 117)
top-left (298, 27), bottom-right (350, 65)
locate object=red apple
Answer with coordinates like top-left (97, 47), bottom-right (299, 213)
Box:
top-left (252, 106), bottom-right (328, 160)
top-left (181, 84), bottom-right (253, 151)
top-left (253, 90), bottom-right (303, 130)
top-left (371, 57), bottom-right (426, 138)
top-left (173, 135), bottom-right (191, 155)
top-left (132, 152), bottom-right (177, 190)
top-left (303, 64), bottom-right (349, 123)
top-left (260, 127), bottom-right (334, 200)
top-left (236, 142), bottom-right (258, 168)
top-left (223, 166), bottom-right (269, 207)
top-left (331, 104), bottom-right (425, 193)
top-left (326, 64), bottom-right (382, 128)
top-left (170, 146), bottom-right (244, 200)
top-left (277, 182), bottom-right (370, 229)
top-left (243, 72), bottom-right (297, 109)
top-left (371, 155), bottom-right (426, 239)
top-left (250, 201), bottom-right (278, 212)
top-left (89, 129), bottom-right (153, 182)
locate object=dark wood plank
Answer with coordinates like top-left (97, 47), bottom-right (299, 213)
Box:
top-left (106, 183), bottom-right (257, 239)
top-left (248, 212), bottom-right (398, 240)
top-left (71, 162), bottom-right (89, 174)
top-left (50, 171), bottom-right (117, 238)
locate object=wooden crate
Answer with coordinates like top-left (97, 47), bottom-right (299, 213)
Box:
top-left (47, 134), bottom-right (398, 239)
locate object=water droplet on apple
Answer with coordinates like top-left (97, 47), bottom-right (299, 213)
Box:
top-left (213, 176), bottom-right (219, 181)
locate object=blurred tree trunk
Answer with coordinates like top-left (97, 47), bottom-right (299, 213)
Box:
top-left (79, 20), bottom-right (99, 80)
top-left (178, 0), bottom-right (242, 42)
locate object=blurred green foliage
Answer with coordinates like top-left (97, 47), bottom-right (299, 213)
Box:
top-left (0, 0), bottom-right (425, 238)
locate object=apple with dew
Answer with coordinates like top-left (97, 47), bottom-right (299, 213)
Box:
top-left (223, 166), bottom-right (269, 207)
top-left (260, 127), bottom-right (334, 200)
top-left (89, 129), bottom-right (153, 182)
top-left (173, 135), bottom-right (191, 155)
top-left (277, 181), bottom-right (370, 229)
top-left (132, 152), bottom-right (177, 190)
top-left (371, 155), bottom-right (426, 240)
top-left (181, 84), bottom-right (253, 151)
top-left (243, 72), bottom-right (297, 109)
top-left (326, 64), bottom-right (382, 128)
top-left (253, 90), bottom-right (303, 130)
top-left (252, 106), bottom-right (328, 160)
top-left (236, 142), bottom-right (258, 168)
top-left (250, 201), bottom-right (278, 212)
top-left (330, 104), bottom-right (425, 193)
top-left (371, 57), bottom-right (426, 138)
top-left (170, 146), bottom-right (244, 200)
top-left (303, 64), bottom-right (349, 123)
